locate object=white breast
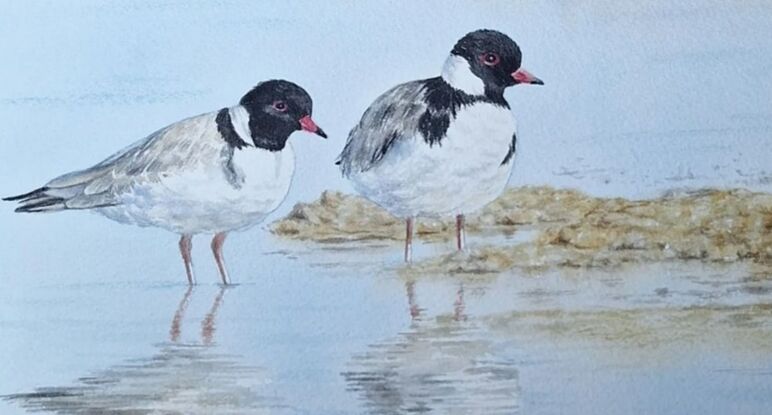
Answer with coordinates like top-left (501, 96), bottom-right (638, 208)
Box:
top-left (229, 143), bottom-right (296, 212)
top-left (350, 103), bottom-right (516, 218)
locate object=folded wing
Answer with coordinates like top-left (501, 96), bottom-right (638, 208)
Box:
top-left (336, 80), bottom-right (428, 176)
top-left (4, 115), bottom-right (220, 213)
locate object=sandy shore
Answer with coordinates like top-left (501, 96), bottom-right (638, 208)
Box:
top-left (271, 186), bottom-right (772, 273)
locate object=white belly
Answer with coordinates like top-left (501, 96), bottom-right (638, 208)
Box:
top-left (350, 103), bottom-right (516, 218)
top-left (98, 144), bottom-right (295, 234)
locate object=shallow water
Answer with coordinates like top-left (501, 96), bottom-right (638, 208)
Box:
top-left (1, 234), bottom-right (770, 414)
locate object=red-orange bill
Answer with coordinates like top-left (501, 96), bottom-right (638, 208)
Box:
top-left (299, 115), bottom-right (327, 138)
top-left (511, 68), bottom-right (544, 85)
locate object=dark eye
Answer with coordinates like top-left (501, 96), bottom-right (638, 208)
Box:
top-left (481, 52), bottom-right (500, 66)
top-left (273, 101), bottom-right (288, 112)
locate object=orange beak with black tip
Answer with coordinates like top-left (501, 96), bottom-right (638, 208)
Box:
top-left (299, 115), bottom-right (327, 138)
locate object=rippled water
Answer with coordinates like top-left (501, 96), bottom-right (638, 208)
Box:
top-left (1, 235), bottom-right (770, 414)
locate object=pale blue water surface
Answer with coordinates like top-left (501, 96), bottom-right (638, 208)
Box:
top-left (0, 232), bottom-right (770, 414)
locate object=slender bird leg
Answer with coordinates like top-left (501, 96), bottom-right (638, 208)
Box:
top-left (179, 234), bottom-right (195, 285)
top-left (456, 214), bottom-right (466, 252)
top-left (405, 217), bottom-right (414, 264)
top-left (211, 232), bottom-right (231, 285)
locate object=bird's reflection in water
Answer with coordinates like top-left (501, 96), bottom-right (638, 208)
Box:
top-left (343, 280), bottom-right (520, 414)
top-left (5, 287), bottom-right (286, 414)
top-left (406, 280), bottom-right (467, 322)
top-left (169, 286), bottom-right (194, 343)
top-left (201, 287), bottom-right (226, 345)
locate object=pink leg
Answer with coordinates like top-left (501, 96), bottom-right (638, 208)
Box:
top-left (211, 232), bottom-right (230, 285)
top-left (456, 214), bottom-right (466, 251)
top-left (404, 217), bottom-right (414, 263)
top-left (179, 234), bottom-right (195, 285)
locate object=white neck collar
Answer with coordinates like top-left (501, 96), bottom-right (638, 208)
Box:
top-left (441, 54), bottom-right (485, 96)
top-left (229, 105), bottom-right (253, 144)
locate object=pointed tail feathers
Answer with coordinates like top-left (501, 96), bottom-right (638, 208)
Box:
top-left (3, 186), bottom-right (117, 213)
top-left (3, 187), bottom-right (67, 212)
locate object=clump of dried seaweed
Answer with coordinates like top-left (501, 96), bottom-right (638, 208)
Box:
top-left (270, 191), bottom-right (467, 242)
top-left (537, 188), bottom-right (772, 264)
top-left (272, 187), bottom-right (772, 271)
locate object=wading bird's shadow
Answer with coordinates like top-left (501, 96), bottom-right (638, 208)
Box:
top-left (405, 279), bottom-right (467, 322)
top-left (341, 280), bottom-right (519, 414)
top-left (170, 285), bottom-right (227, 345)
top-left (3, 286), bottom-right (286, 414)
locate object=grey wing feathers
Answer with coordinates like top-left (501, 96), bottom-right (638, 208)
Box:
top-left (3, 137), bottom-right (154, 212)
top-left (3, 184), bottom-right (117, 213)
top-left (4, 117), bottom-right (216, 213)
top-left (336, 80), bottom-right (428, 176)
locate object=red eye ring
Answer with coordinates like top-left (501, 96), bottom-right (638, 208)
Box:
top-left (273, 101), bottom-right (288, 112)
top-left (480, 52), bottom-right (500, 66)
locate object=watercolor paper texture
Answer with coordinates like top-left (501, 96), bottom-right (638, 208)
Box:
top-left (1, 1), bottom-right (770, 414)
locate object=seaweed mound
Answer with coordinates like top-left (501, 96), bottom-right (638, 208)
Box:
top-left (538, 188), bottom-right (772, 264)
top-left (271, 191), bottom-right (465, 242)
top-left (272, 187), bottom-right (772, 271)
